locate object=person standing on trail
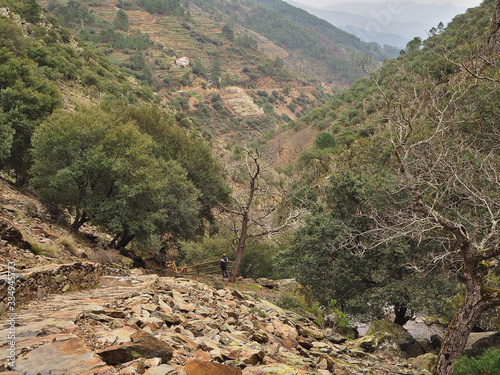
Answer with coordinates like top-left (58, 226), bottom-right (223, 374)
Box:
top-left (220, 253), bottom-right (229, 278)
top-left (159, 248), bottom-right (167, 266)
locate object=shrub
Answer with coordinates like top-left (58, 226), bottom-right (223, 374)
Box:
top-left (276, 293), bottom-right (308, 316)
top-left (454, 349), bottom-right (500, 375)
top-left (59, 235), bottom-right (78, 256)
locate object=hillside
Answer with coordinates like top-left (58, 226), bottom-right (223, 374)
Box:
top-left (274, 0), bottom-right (500, 373)
top-left (28, 0), bottom-right (400, 145)
top-left (1, 177), bottom-right (435, 374)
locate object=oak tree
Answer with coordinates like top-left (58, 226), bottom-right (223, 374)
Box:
top-left (358, 11), bottom-right (500, 372)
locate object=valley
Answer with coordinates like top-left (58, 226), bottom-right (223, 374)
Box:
top-left (1, 0), bottom-right (500, 374)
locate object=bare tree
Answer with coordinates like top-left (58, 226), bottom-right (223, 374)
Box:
top-left (356, 22), bottom-right (500, 374)
top-left (219, 147), bottom-right (304, 282)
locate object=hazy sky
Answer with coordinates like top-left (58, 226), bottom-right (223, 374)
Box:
top-left (296, 0), bottom-right (483, 7)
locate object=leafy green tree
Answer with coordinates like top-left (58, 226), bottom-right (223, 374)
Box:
top-left (137, 0), bottom-right (184, 16)
top-left (100, 103), bottom-right (230, 228)
top-left (23, 0), bottom-right (42, 23)
top-left (0, 48), bottom-right (61, 183)
top-left (222, 25), bottom-right (234, 41)
top-left (51, 0), bottom-right (96, 27)
top-left (113, 9), bottom-right (129, 31)
top-left (277, 172), bottom-right (457, 324)
top-left (180, 70), bottom-right (191, 86)
top-left (31, 106), bottom-right (201, 250)
top-left (191, 59), bottom-right (206, 77)
top-left (315, 131), bottom-right (335, 149)
top-left (0, 110), bottom-right (14, 164)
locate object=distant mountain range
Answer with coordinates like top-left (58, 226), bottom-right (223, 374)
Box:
top-left (283, 1), bottom-right (470, 48)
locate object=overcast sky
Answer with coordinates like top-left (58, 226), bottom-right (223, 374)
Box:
top-left (295, 0), bottom-right (483, 7)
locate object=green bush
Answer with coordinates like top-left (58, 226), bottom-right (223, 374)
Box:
top-left (454, 349), bottom-right (500, 375)
top-left (180, 237), bottom-right (232, 265)
top-left (276, 293), bottom-right (308, 316)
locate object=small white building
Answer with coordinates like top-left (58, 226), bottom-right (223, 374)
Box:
top-left (175, 56), bottom-right (189, 67)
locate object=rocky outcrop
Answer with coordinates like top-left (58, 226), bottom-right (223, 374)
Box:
top-left (464, 331), bottom-right (500, 358)
top-left (0, 272), bottom-right (430, 375)
top-left (365, 319), bottom-right (425, 358)
top-left (0, 262), bottom-right (102, 315)
top-left (409, 353), bottom-right (438, 372)
top-left (0, 217), bottom-right (32, 251)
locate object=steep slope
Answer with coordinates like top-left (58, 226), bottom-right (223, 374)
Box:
top-left (1, 176), bottom-right (432, 374)
top-left (191, 0), bottom-right (399, 84)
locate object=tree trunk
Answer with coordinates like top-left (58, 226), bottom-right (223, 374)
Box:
top-left (70, 210), bottom-right (88, 234)
top-left (111, 231), bottom-right (136, 250)
top-left (394, 304), bottom-right (411, 326)
top-left (108, 232), bottom-right (120, 248)
top-left (433, 255), bottom-right (489, 375)
top-left (229, 214), bottom-right (249, 282)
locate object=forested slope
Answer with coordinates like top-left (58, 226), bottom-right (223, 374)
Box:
top-left (278, 1), bottom-right (500, 373)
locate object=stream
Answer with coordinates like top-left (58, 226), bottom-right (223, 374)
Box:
top-left (357, 317), bottom-right (447, 340)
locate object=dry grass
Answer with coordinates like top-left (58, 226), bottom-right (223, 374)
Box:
top-left (59, 235), bottom-right (79, 256)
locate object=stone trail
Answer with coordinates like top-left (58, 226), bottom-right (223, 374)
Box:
top-left (0, 270), bottom-right (431, 375)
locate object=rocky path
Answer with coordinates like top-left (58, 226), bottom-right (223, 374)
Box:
top-left (1, 271), bottom-right (430, 375)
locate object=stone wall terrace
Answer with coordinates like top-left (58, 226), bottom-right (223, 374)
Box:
top-left (0, 262), bottom-right (102, 315)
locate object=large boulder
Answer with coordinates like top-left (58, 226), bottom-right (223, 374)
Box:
top-left (98, 329), bottom-right (173, 365)
top-left (464, 331), bottom-right (500, 358)
top-left (0, 218), bottom-right (31, 250)
top-left (409, 353), bottom-right (438, 372)
top-left (366, 319), bottom-right (425, 358)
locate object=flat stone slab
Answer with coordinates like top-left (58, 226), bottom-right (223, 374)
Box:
top-left (15, 336), bottom-right (109, 374)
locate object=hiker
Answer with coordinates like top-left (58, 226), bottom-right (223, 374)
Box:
top-left (220, 253), bottom-right (229, 278)
top-left (159, 248), bottom-right (167, 266)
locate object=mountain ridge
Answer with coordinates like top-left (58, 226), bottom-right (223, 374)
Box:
top-left (283, 0), bottom-right (470, 48)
